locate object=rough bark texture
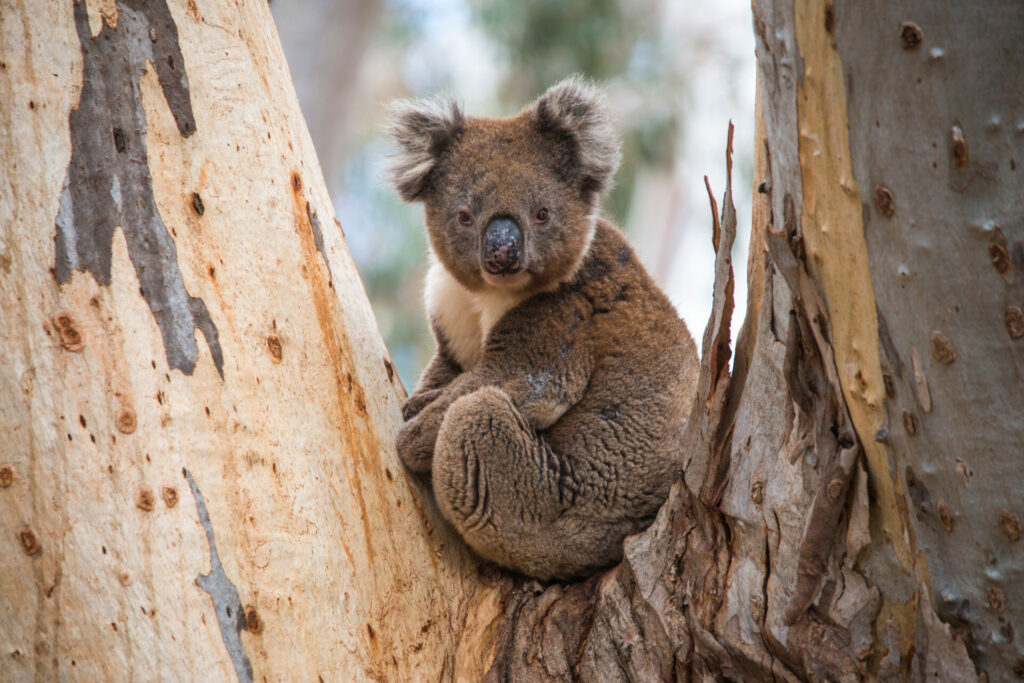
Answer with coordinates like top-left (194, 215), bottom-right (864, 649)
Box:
top-left (0, 1), bottom-right (489, 679)
top-left (2, 0), bottom-right (1020, 681)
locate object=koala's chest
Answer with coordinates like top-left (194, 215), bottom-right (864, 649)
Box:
top-left (424, 261), bottom-right (527, 370)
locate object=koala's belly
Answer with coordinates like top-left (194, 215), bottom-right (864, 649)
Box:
top-left (424, 260), bottom-right (529, 370)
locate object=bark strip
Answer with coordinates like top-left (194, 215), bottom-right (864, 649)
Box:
top-left (682, 123), bottom-right (737, 507)
top-left (763, 202), bottom-right (862, 626)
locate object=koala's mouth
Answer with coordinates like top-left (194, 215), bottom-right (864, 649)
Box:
top-left (481, 270), bottom-right (530, 289)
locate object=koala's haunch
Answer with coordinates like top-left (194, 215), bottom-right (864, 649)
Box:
top-left (388, 76), bottom-right (698, 580)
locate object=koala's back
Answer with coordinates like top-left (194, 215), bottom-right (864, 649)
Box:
top-left (489, 220), bottom-right (698, 541)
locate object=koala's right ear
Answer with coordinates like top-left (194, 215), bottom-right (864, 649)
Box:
top-left (386, 97), bottom-right (465, 202)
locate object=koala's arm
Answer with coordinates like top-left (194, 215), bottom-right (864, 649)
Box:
top-left (398, 327), bottom-right (467, 472)
top-left (489, 334), bottom-right (593, 431)
top-left (402, 345), bottom-right (462, 421)
top-left (396, 304), bottom-right (593, 473)
top-left (397, 371), bottom-right (485, 472)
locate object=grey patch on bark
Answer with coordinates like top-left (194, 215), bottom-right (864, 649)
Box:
top-left (875, 307), bottom-right (904, 379)
top-left (306, 202), bottom-right (333, 285)
top-left (186, 470), bottom-right (253, 683)
top-left (55, 0), bottom-right (223, 377)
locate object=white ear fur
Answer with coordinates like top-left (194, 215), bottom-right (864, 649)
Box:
top-left (530, 75), bottom-right (621, 196)
top-left (387, 96), bottom-right (464, 201)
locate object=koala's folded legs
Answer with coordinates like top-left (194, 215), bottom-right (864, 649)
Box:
top-left (434, 385), bottom-right (616, 580)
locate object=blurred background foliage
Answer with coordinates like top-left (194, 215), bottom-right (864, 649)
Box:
top-left (272, 0), bottom-right (755, 389)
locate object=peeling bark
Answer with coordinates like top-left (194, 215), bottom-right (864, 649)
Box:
top-left (680, 124), bottom-right (736, 508)
top-left (55, 0), bottom-right (222, 376)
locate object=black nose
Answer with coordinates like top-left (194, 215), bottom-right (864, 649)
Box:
top-left (482, 217), bottom-right (523, 275)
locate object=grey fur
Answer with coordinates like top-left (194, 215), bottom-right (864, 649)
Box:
top-left (386, 96), bottom-right (465, 201)
top-left (528, 75), bottom-right (622, 196)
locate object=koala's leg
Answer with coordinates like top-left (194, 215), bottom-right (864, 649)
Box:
top-left (432, 386), bottom-right (572, 576)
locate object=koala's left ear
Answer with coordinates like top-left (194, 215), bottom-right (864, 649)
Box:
top-left (529, 76), bottom-right (622, 197)
top-left (387, 96), bottom-right (465, 202)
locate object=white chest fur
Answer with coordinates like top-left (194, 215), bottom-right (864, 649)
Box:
top-left (424, 258), bottom-right (529, 370)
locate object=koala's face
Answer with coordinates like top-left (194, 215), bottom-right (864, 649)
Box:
top-left (422, 118), bottom-right (600, 293)
top-left (388, 77), bottom-right (621, 294)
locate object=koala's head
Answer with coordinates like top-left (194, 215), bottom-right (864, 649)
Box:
top-left (387, 76), bottom-right (621, 294)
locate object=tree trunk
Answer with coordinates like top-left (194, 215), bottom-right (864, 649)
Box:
top-left (0, 1), bottom-right (489, 679)
top-left (2, 0), bottom-right (1020, 681)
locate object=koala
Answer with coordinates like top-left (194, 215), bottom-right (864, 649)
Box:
top-left (387, 76), bottom-right (698, 580)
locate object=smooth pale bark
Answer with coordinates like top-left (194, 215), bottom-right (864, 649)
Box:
top-left (0, 1), bottom-right (490, 680)
top-left (830, 4), bottom-right (1024, 678)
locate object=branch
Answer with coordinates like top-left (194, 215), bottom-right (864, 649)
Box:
top-left (683, 121), bottom-right (737, 506)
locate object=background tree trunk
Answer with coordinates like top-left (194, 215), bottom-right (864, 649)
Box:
top-left (270, 0), bottom-right (383, 197)
top-left (2, 0), bottom-right (1020, 681)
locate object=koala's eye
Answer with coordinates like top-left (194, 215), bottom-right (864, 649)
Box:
top-left (535, 208), bottom-right (550, 223)
top-left (457, 210), bottom-right (473, 226)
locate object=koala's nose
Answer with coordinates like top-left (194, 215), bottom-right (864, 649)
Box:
top-left (482, 217), bottom-right (523, 275)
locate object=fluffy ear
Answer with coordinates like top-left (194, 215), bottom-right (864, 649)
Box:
top-left (529, 76), bottom-right (621, 197)
top-left (387, 96), bottom-right (465, 202)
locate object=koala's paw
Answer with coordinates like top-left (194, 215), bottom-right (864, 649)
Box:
top-left (396, 414), bottom-right (438, 473)
top-left (401, 387), bottom-right (445, 422)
